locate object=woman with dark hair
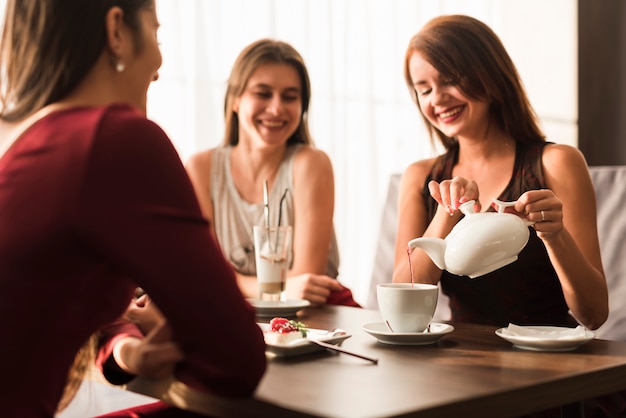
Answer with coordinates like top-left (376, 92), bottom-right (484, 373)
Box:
top-left (393, 14), bottom-right (607, 330)
top-left (393, 18), bottom-right (619, 417)
top-left (186, 39), bottom-right (358, 307)
top-left (0, 1), bottom-right (266, 416)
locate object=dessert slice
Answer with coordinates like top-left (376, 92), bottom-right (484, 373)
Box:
top-left (264, 317), bottom-right (308, 345)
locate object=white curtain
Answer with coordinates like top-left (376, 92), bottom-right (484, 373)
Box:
top-left (149, 0), bottom-right (577, 305)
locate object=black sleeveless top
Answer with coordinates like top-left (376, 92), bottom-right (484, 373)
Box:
top-left (423, 141), bottom-right (577, 327)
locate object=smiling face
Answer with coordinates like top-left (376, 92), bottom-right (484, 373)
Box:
top-left (233, 63), bottom-right (302, 148)
top-left (408, 52), bottom-right (490, 141)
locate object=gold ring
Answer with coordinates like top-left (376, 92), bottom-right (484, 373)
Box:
top-left (541, 210), bottom-right (545, 222)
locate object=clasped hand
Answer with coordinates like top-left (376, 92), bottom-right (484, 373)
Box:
top-left (116, 293), bottom-right (183, 379)
top-left (285, 273), bottom-right (345, 306)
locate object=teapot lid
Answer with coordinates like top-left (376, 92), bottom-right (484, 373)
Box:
top-left (459, 200), bottom-right (478, 215)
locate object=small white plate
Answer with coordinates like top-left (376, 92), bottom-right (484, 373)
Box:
top-left (361, 322), bottom-right (454, 346)
top-left (258, 323), bottom-right (352, 357)
top-left (247, 299), bottom-right (311, 318)
top-left (495, 326), bottom-right (595, 352)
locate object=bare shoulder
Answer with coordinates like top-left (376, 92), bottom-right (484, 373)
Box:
top-left (542, 143), bottom-right (586, 164)
top-left (542, 143), bottom-right (595, 203)
top-left (185, 148), bottom-right (214, 178)
top-left (542, 143), bottom-right (589, 180)
top-left (293, 145), bottom-right (333, 174)
top-left (400, 157), bottom-right (437, 189)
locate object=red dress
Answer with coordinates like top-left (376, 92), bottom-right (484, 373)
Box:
top-left (0, 105), bottom-right (266, 417)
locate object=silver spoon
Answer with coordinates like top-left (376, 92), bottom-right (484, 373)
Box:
top-left (307, 339), bottom-right (379, 364)
top-left (326, 328), bottom-right (347, 337)
top-left (384, 321), bottom-right (430, 333)
top-left (384, 320), bottom-right (394, 332)
top-left (289, 329), bottom-right (378, 364)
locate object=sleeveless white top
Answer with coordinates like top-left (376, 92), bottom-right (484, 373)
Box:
top-left (210, 144), bottom-right (340, 277)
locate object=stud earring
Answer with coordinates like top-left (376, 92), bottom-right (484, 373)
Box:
top-left (115, 61), bottom-right (126, 73)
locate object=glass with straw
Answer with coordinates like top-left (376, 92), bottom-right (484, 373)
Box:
top-left (254, 182), bottom-right (292, 302)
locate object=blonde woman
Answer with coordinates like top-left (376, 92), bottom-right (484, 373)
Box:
top-left (186, 39), bottom-right (358, 307)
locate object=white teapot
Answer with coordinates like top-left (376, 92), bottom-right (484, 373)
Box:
top-left (408, 199), bottom-right (533, 278)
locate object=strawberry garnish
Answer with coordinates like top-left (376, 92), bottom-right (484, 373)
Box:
top-left (269, 317), bottom-right (294, 333)
top-left (269, 317), bottom-right (308, 337)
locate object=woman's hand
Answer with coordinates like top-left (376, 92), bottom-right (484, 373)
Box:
top-left (514, 189), bottom-right (564, 240)
top-left (285, 274), bottom-right (343, 306)
top-left (123, 293), bottom-right (165, 335)
top-left (113, 322), bottom-right (183, 379)
top-left (428, 177), bottom-right (480, 215)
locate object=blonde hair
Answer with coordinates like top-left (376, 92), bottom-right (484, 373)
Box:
top-left (56, 334), bottom-right (98, 413)
top-left (223, 39), bottom-right (314, 146)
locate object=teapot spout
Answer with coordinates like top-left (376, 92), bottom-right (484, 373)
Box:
top-left (407, 237), bottom-right (446, 271)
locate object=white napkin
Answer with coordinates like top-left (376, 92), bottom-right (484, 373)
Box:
top-left (502, 323), bottom-right (589, 340)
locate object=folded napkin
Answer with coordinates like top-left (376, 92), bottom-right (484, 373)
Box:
top-left (502, 323), bottom-right (589, 340)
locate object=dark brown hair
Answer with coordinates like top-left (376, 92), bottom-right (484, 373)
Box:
top-left (0, 0), bottom-right (153, 122)
top-left (404, 14), bottom-right (545, 150)
top-left (0, 0), bottom-right (153, 411)
top-left (223, 39), bottom-right (313, 146)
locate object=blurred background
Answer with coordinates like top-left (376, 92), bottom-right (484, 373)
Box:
top-left (149, 0), bottom-right (581, 305)
top-left (5, 0), bottom-right (621, 305)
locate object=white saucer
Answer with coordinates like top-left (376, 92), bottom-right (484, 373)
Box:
top-left (247, 298), bottom-right (311, 318)
top-left (495, 326), bottom-right (595, 352)
top-left (361, 322), bottom-right (454, 345)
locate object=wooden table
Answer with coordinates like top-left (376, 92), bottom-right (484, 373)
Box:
top-left (129, 305), bottom-right (626, 418)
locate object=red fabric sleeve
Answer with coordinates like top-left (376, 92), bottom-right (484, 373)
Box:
top-left (77, 108), bottom-right (266, 397)
top-left (96, 320), bottom-right (144, 385)
top-left (326, 286), bottom-right (361, 307)
top-left (95, 400), bottom-right (208, 417)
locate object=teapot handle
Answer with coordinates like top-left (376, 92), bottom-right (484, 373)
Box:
top-left (492, 199), bottom-right (516, 214)
top-left (492, 199), bottom-right (535, 226)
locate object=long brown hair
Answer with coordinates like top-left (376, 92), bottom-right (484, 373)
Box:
top-left (0, 0), bottom-right (152, 122)
top-left (223, 39), bottom-right (314, 146)
top-left (0, 0), bottom-right (152, 411)
top-left (404, 14), bottom-right (545, 150)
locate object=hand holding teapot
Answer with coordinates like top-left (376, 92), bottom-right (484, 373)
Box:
top-left (408, 199), bottom-right (534, 278)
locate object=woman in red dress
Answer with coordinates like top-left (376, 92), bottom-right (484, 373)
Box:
top-left (0, 1), bottom-right (266, 417)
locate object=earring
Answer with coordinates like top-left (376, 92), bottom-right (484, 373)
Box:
top-left (115, 61), bottom-right (126, 73)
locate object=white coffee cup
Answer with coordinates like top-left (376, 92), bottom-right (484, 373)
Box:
top-left (377, 283), bottom-right (438, 332)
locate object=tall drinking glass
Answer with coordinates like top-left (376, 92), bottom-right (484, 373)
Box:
top-left (253, 225), bottom-right (292, 301)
